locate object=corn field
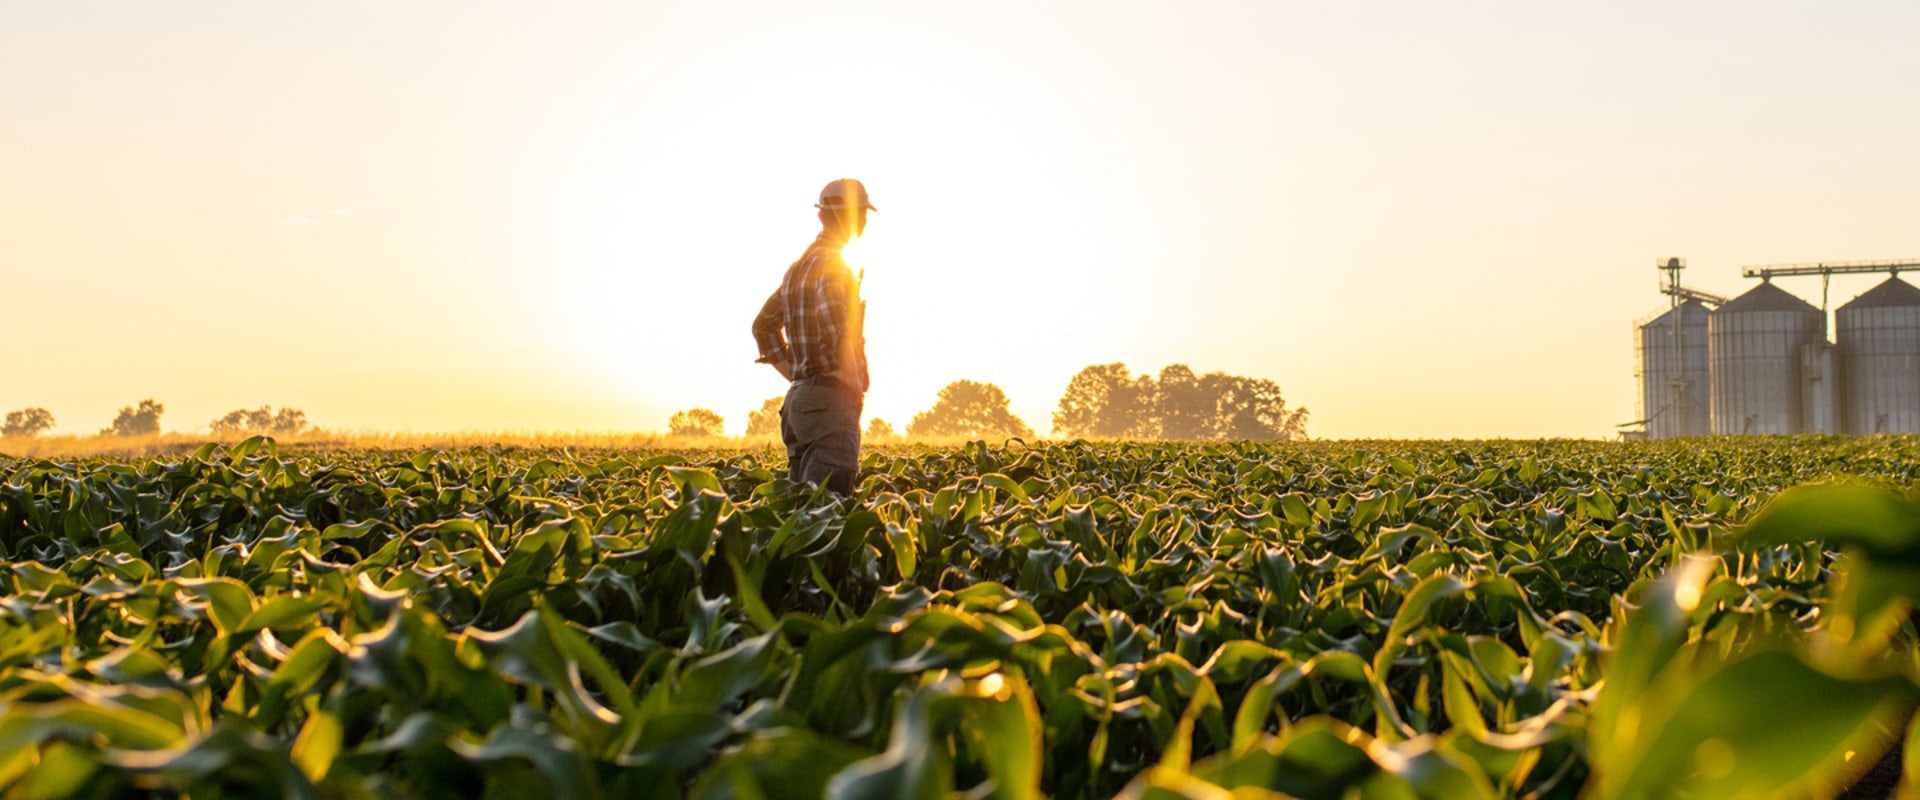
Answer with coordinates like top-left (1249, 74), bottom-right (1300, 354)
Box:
top-left (5, 436), bottom-right (1920, 798)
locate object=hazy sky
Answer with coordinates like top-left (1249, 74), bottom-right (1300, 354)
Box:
top-left (6, 2), bottom-right (1917, 439)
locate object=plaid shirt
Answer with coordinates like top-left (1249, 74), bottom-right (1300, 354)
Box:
top-left (753, 233), bottom-right (868, 390)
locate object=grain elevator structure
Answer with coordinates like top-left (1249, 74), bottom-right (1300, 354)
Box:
top-left (1838, 278), bottom-right (1920, 434)
top-left (1630, 257), bottom-right (1920, 438)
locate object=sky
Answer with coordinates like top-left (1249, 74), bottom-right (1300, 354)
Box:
top-left (5, 1), bottom-right (1918, 440)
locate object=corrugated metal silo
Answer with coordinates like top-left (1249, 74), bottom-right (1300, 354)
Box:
top-left (1837, 277), bottom-right (1920, 434)
top-left (1801, 342), bottom-right (1838, 434)
top-left (1709, 282), bottom-right (1824, 434)
top-left (1638, 300), bottom-right (1710, 438)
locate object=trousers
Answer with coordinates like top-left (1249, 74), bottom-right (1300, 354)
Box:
top-left (781, 377), bottom-right (863, 495)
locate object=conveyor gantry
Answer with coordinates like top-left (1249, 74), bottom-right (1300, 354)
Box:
top-left (1742, 259), bottom-right (1920, 313)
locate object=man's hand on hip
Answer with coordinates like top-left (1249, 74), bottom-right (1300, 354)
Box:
top-left (756, 356), bottom-right (795, 381)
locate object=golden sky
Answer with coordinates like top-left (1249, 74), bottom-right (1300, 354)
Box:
top-left (5, 2), bottom-right (1918, 439)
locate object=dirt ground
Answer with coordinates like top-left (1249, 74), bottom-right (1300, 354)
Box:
top-left (1841, 749), bottom-right (1902, 800)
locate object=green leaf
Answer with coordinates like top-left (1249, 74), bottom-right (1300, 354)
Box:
top-left (10, 740), bottom-right (103, 800)
top-left (464, 609), bottom-right (621, 739)
top-left (1371, 523), bottom-right (1442, 561)
top-left (1236, 720), bottom-right (1377, 796)
top-left (677, 632), bottom-right (778, 712)
top-left (449, 722), bottom-right (597, 798)
top-left (107, 726), bottom-right (319, 800)
top-left (350, 713), bottom-right (459, 756)
top-left (691, 729), bottom-right (873, 800)
top-left (659, 490), bottom-right (726, 568)
top-left (884, 523), bottom-right (917, 581)
top-left (1589, 554), bottom-right (1717, 768)
top-left (724, 548), bottom-right (779, 633)
top-left (583, 621), bottom-right (664, 653)
top-left (666, 466), bottom-right (725, 496)
top-left (1739, 482), bottom-right (1920, 564)
top-left (175, 577), bottom-right (258, 634)
top-left (1277, 494), bottom-right (1314, 528)
top-left (825, 682), bottom-right (949, 800)
top-left (0, 700), bottom-right (186, 753)
top-left (1374, 573), bottom-right (1470, 678)
top-left (236, 594), bottom-right (326, 635)
top-left (291, 709), bottom-right (342, 783)
top-left (1593, 650), bottom-right (1917, 800)
top-left (626, 707), bottom-right (730, 771)
top-left (1231, 665), bottom-right (1302, 754)
top-left (1198, 640), bottom-right (1289, 685)
top-left (1579, 489), bottom-right (1618, 522)
top-left (957, 673), bottom-right (1044, 800)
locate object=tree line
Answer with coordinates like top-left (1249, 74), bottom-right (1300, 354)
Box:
top-left (671, 362), bottom-right (1306, 442)
top-left (6, 362), bottom-right (1304, 442)
top-left (1053, 363), bottom-right (1308, 441)
top-left (1, 401), bottom-right (312, 439)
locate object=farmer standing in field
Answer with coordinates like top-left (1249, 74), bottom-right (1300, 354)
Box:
top-left (751, 179), bottom-right (874, 495)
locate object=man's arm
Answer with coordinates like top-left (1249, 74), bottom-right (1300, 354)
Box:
top-left (752, 288), bottom-right (794, 380)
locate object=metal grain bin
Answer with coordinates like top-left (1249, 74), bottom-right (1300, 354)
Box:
top-left (1837, 277), bottom-right (1920, 434)
top-left (1801, 342), bottom-right (1838, 434)
top-left (1637, 300), bottom-right (1711, 438)
top-left (1709, 282), bottom-right (1825, 434)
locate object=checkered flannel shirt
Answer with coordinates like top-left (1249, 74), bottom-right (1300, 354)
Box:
top-left (752, 232), bottom-right (868, 389)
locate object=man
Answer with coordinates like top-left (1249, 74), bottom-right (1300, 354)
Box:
top-left (751, 179), bottom-right (874, 495)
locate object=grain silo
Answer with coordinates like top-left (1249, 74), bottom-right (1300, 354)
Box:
top-left (1709, 282), bottom-right (1824, 434)
top-left (1637, 299), bottom-right (1711, 438)
top-left (1837, 277), bottom-right (1920, 434)
top-left (1801, 341), bottom-right (1839, 434)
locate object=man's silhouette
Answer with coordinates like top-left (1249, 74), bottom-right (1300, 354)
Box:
top-left (752, 179), bottom-right (874, 495)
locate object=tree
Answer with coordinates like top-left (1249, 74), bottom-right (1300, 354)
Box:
top-left (2, 407), bottom-right (55, 438)
top-left (1204, 374), bottom-right (1308, 441)
top-left (669, 408), bottom-right (725, 437)
top-left (908, 380), bottom-right (1034, 440)
top-left (1051, 363), bottom-right (1157, 438)
top-left (866, 418), bottom-right (895, 441)
top-left (1157, 364), bottom-right (1214, 440)
top-left (272, 408), bottom-right (308, 434)
top-left (103, 399), bottom-right (164, 437)
top-left (211, 408), bottom-right (266, 435)
top-left (210, 406), bottom-right (308, 436)
top-left (745, 396), bottom-right (784, 437)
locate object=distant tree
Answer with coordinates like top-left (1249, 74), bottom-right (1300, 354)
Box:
top-left (210, 406), bottom-right (308, 436)
top-left (272, 408), bottom-right (308, 434)
top-left (1157, 364), bottom-right (1214, 440)
top-left (1204, 374), bottom-right (1308, 441)
top-left (1050, 363), bottom-right (1308, 441)
top-left (669, 408), bottom-right (725, 437)
top-left (103, 399), bottom-right (164, 437)
top-left (745, 396), bottom-right (784, 437)
top-left (866, 418), bottom-right (895, 441)
top-left (1052, 363), bottom-right (1158, 438)
top-left (908, 380), bottom-right (1034, 440)
top-left (2, 407), bottom-right (55, 438)
top-left (210, 408), bottom-right (264, 435)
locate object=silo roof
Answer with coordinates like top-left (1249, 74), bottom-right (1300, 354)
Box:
top-left (1641, 298), bottom-right (1710, 327)
top-left (1839, 277), bottom-right (1920, 311)
top-left (1714, 281), bottom-right (1820, 314)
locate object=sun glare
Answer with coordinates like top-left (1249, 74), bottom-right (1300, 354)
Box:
top-left (517, 17), bottom-right (1121, 433)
